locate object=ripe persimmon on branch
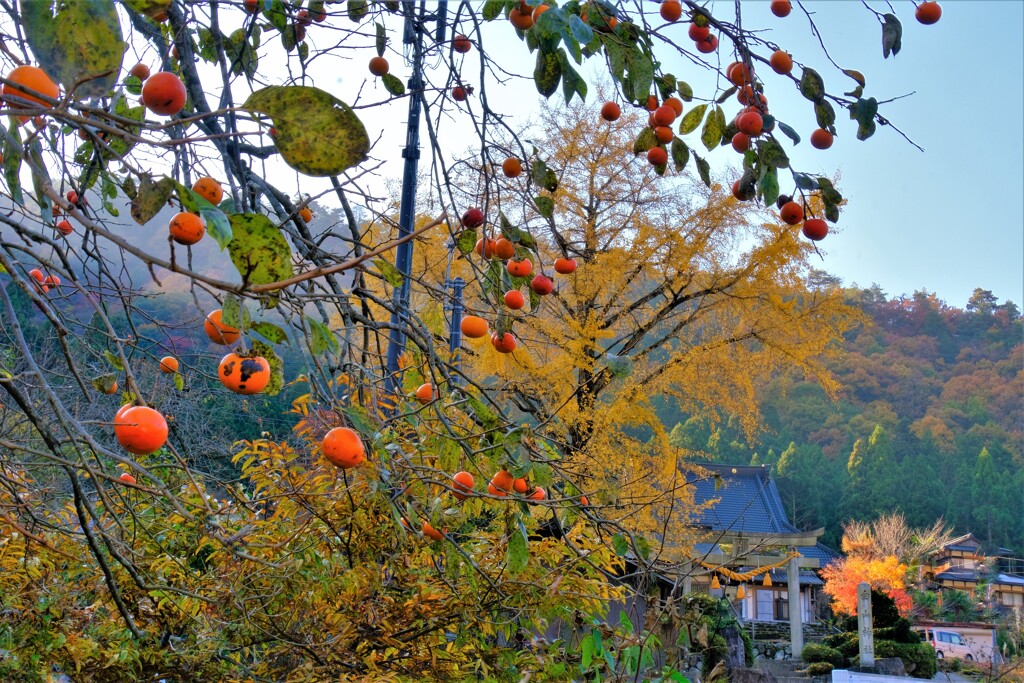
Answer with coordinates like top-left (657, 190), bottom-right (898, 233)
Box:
top-left (0, 0), bottom-right (946, 678)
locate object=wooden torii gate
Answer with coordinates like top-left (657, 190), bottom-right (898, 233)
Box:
top-left (679, 529), bottom-right (825, 656)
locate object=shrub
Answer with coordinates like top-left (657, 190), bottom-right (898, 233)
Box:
top-left (802, 643), bottom-right (845, 667)
top-left (874, 618), bottom-right (919, 644)
top-left (740, 627), bottom-right (754, 666)
top-left (874, 640), bottom-right (937, 679)
top-left (822, 631), bottom-right (853, 650)
top-left (805, 662), bottom-right (835, 677)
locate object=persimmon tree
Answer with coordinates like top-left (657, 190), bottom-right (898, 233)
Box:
top-left (0, 0), bottom-right (945, 679)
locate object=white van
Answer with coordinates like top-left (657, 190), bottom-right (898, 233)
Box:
top-left (914, 627), bottom-right (976, 661)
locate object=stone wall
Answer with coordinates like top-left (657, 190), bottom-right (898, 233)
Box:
top-left (747, 620), bottom-right (842, 661)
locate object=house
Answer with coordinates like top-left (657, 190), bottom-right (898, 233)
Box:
top-left (680, 464), bottom-right (840, 653)
top-left (922, 533), bottom-right (1024, 612)
top-left (545, 464), bottom-right (836, 665)
top-left (688, 464), bottom-right (839, 626)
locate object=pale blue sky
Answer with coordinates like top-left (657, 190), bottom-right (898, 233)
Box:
top-left (294, 1), bottom-right (1024, 308)
top-left (751, 0), bottom-right (1024, 309)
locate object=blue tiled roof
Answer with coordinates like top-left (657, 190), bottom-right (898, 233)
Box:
top-left (689, 464), bottom-right (800, 534)
top-left (936, 570), bottom-right (1024, 587)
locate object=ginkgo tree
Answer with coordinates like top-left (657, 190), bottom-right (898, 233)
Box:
top-left (0, 0), bottom-right (945, 679)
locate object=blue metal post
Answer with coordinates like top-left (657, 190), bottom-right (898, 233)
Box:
top-left (448, 277), bottom-right (464, 384)
top-left (384, 0), bottom-right (428, 397)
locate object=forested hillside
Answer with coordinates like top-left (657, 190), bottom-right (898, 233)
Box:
top-left (661, 282), bottom-right (1023, 553)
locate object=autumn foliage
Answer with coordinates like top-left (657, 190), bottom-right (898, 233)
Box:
top-left (0, 0), bottom-right (955, 679)
top-left (822, 555), bottom-right (912, 617)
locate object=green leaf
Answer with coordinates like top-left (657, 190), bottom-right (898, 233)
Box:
top-left (243, 86), bottom-right (369, 177)
top-left (125, 74), bottom-right (143, 96)
top-left (347, 0), bottom-right (368, 22)
top-left (221, 293), bottom-right (250, 329)
top-left (882, 13), bottom-right (902, 59)
top-left (119, 0), bottom-right (171, 19)
top-left (100, 172), bottom-right (119, 217)
top-left (677, 81), bottom-right (693, 102)
top-left (849, 97), bottom-right (879, 141)
top-left (227, 213), bottom-right (294, 287)
top-left (694, 153), bottom-right (711, 188)
top-left (817, 177), bottom-right (843, 206)
top-left (129, 175), bottom-right (174, 225)
top-left (556, 49), bottom-right (587, 102)
top-left (715, 86), bottom-right (738, 105)
top-left (534, 49), bottom-right (562, 99)
top-left (374, 258), bottom-right (404, 288)
top-left (825, 203), bottom-right (840, 223)
top-left (581, 634), bottom-right (596, 669)
top-left (814, 100), bottom-right (836, 129)
top-left (612, 532), bottom-right (629, 557)
top-left (201, 206), bottom-right (233, 250)
top-left (531, 159), bottom-right (549, 186)
top-left (375, 22), bottom-right (386, 57)
top-left (655, 73), bottom-right (677, 101)
top-left (173, 372), bottom-right (184, 391)
top-left (506, 525), bottom-right (529, 576)
top-left (482, 259), bottom-right (504, 302)
top-left (671, 138), bottom-right (689, 172)
top-left (102, 351), bottom-right (123, 371)
top-left (632, 127), bottom-right (656, 156)
top-left (758, 139), bottom-right (790, 169)
top-left (534, 196), bottom-right (554, 219)
top-left (455, 229), bottom-right (477, 254)
top-left (251, 340), bottom-right (284, 396)
top-left (635, 535), bottom-right (651, 560)
top-left (381, 73), bottom-right (405, 97)
top-left (777, 120), bottom-right (801, 145)
top-left (1, 125), bottom-right (24, 206)
top-left (759, 166), bottom-right (780, 206)
top-left (264, 0), bottom-right (289, 33)
top-left (568, 14), bottom-right (593, 44)
top-left (481, 0), bottom-right (506, 21)
top-left (307, 316), bottom-right (339, 356)
top-left (225, 28), bottom-right (259, 79)
top-left (799, 68), bottom-right (825, 103)
top-left (22, 0), bottom-right (124, 99)
top-left (678, 103), bottom-right (707, 135)
top-left (497, 211), bottom-right (537, 250)
top-left (251, 321), bottom-right (288, 345)
top-left (793, 173), bottom-right (819, 191)
top-left (700, 105), bottom-right (725, 152)
top-left (92, 373), bottom-right (118, 394)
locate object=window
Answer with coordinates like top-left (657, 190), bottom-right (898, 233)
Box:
top-left (775, 593), bottom-right (789, 621)
top-left (757, 589), bottom-right (774, 620)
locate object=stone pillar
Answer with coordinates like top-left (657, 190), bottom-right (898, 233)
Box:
top-left (787, 549), bottom-right (803, 658)
top-left (857, 581), bottom-right (875, 667)
top-left (682, 560), bottom-right (692, 595)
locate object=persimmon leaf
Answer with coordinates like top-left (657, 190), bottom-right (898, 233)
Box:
top-left (243, 86), bottom-right (369, 176)
top-left (227, 213), bottom-right (294, 287)
top-left (23, 0), bottom-right (124, 99)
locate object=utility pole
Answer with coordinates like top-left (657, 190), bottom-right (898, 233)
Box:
top-left (384, 0), bottom-right (447, 398)
top-left (447, 276), bottom-right (464, 384)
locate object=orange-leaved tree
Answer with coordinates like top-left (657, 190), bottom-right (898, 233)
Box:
top-left (822, 514), bottom-right (952, 616)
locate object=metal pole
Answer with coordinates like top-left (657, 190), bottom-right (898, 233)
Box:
top-left (384, 0), bottom-right (429, 397)
top-left (448, 277), bottom-right (464, 384)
